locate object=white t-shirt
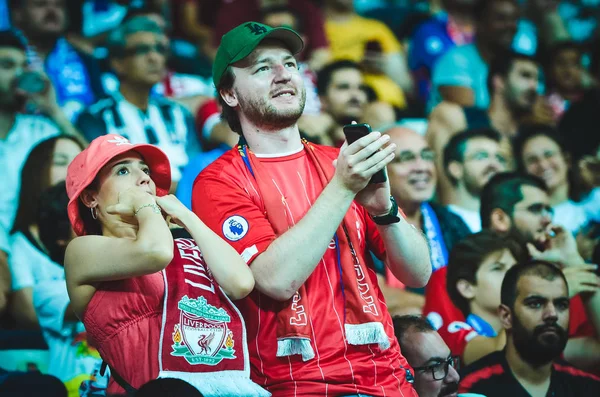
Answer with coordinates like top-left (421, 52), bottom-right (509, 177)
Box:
top-left (9, 232), bottom-right (108, 395)
top-left (0, 115), bottom-right (60, 231)
top-left (554, 188), bottom-right (600, 234)
top-left (447, 205), bottom-right (482, 233)
top-left (8, 232), bottom-right (64, 291)
top-left (34, 279), bottom-right (108, 395)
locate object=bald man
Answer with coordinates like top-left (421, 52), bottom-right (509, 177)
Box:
top-left (378, 127), bottom-right (471, 315)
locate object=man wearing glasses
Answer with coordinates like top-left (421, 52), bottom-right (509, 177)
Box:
top-left (393, 315), bottom-right (473, 397)
top-left (75, 16), bottom-right (200, 190)
top-left (442, 128), bottom-right (507, 233)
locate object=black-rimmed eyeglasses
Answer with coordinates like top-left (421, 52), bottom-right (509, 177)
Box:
top-left (412, 355), bottom-right (460, 381)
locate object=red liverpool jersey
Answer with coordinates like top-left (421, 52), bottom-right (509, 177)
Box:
top-left (192, 146), bottom-right (417, 397)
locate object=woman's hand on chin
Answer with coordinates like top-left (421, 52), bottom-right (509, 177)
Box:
top-left (156, 195), bottom-right (192, 228)
top-left (106, 187), bottom-right (157, 217)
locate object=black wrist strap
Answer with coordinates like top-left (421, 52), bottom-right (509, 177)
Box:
top-left (370, 196), bottom-right (401, 225)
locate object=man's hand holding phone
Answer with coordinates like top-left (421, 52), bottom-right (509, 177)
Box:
top-left (333, 122), bottom-right (396, 216)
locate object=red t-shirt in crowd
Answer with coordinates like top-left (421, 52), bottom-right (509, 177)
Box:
top-left (423, 267), bottom-right (595, 359)
top-left (192, 146), bottom-right (417, 396)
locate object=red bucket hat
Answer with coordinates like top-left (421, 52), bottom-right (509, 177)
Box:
top-left (66, 134), bottom-right (171, 236)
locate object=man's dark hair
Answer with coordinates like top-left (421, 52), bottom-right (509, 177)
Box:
top-left (393, 315), bottom-right (435, 345)
top-left (0, 29), bottom-right (27, 52)
top-left (217, 67), bottom-right (243, 135)
top-left (500, 259), bottom-right (568, 310)
top-left (316, 60), bottom-right (362, 96)
top-left (474, 0), bottom-right (518, 23)
top-left (545, 40), bottom-right (582, 68)
top-left (37, 182), bottom-right (70, 265)
top-left (447, 230), bottom-right (528, 317)
top-left (487, 50), bottom-right (538, 97)
top-left (480, 172), bottom-right (548, 229)
top-left (443, 127), bottom-right (502, 185)
top-left (260, 5), bottom-right (303, 33)
top-left (135, 378), bottom-right (203, 397)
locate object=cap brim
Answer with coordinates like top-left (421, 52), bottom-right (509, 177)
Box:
top-left (231, 27), bottom-right (304, 65)
top-left (67, 143), bottom-right (171, 236)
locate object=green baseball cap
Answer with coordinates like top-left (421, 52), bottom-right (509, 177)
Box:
top-left (212, 21), bottom-right (304, 88)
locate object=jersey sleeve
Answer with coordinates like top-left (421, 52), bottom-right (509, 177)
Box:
top-left (192, 170), bottom-right (276, 265)
top-left (33, 279), bottom-right (73, 335)
top-left (423, 267), bottom-right (475, 358)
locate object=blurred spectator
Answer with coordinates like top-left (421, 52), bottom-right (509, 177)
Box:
top-left (79, 0), bottom-right (128, 39)
top-left (8, 135), bottom-right (83, 329)
top-left (459, 260), bottom-right (600, 395)
top-left (0, 30), bottom-right (82, 233)
top-left (323, 0), bottom-right (413, 95)
top-left (210, 0), bottom-right (330, 72)
top-left (9, 0), bottom-right (107, 121)
top-left (427, 52), bottom-right (542, 205)
top-left (442, 128), bottom-right (507, 232)
top-left (558, 46), bottom-right (600, 167)
top-left (513, 125), bottom-right (600, 237)
top-left (480, 172), bottom-right (600, 371)
top-left (0, 369), bottom-right (67, 397)
top-left (313, 60), bottom-right (368, 146)
top-left (0, 225), bottom-right (8, 318)
top-left (135, 378), bottom-right (203, 397)
top-left (312, 59), bottom-right (397, 145)
top-left (34, 182), bottom-right (107, 397)
top-left (428, 0), bottom-right (519, 111)
top-left (361, 40), bottom-right (407, 109)
top-left (75, 16), bottom-right (200, 188)
top-left (409, 0), bottom-right (476, 104)
top-left (393, 315), bottom-right (461, 397)
top-left (557, 0), bottom-right (600, 43)
top-left (543, 41), bottom-right (586, 121)
top-left (522, 0), bottom-right (573, 51)
top-left (443, 231), bottom-right (527, 364)
top-left (379, 127), bottom-right (470, 316)
top-left (106, 6), bottom-right (215, 110)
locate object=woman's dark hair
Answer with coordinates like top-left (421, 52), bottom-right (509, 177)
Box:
top-left (11, 135), bottom-right (84, 233)
top-left (513, 124), bottom-right (584, 201)
top-left (37, 181), bottom-right (70, 265)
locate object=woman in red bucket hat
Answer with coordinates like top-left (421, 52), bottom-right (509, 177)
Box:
top-left (64, 134), bottom-right (269, 397)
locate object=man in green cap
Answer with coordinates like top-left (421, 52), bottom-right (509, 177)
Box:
top-left (192, 21), bottom-right (430, 396)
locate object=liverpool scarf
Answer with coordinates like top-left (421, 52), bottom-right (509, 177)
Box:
top-left (158, 238), bottom-right (270, 396)
top-left (238, 140), bottom-right (391, 361)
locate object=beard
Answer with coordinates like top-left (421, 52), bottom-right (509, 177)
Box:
top-left (238, 87), bottom-right (306, 130)
top-left (511, 313), bottom-right (568, 367)
top-left (463, 166), bottom-right (497, 196)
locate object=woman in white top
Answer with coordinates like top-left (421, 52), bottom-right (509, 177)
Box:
top-left (8, 135), bottom-right (84, 328)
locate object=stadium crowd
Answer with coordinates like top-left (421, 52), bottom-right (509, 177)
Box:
top-left (0, 0), bottom-right (599, 396)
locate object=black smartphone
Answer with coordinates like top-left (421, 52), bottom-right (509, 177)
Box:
top-left (343, 123), bottom-right (387, 184)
